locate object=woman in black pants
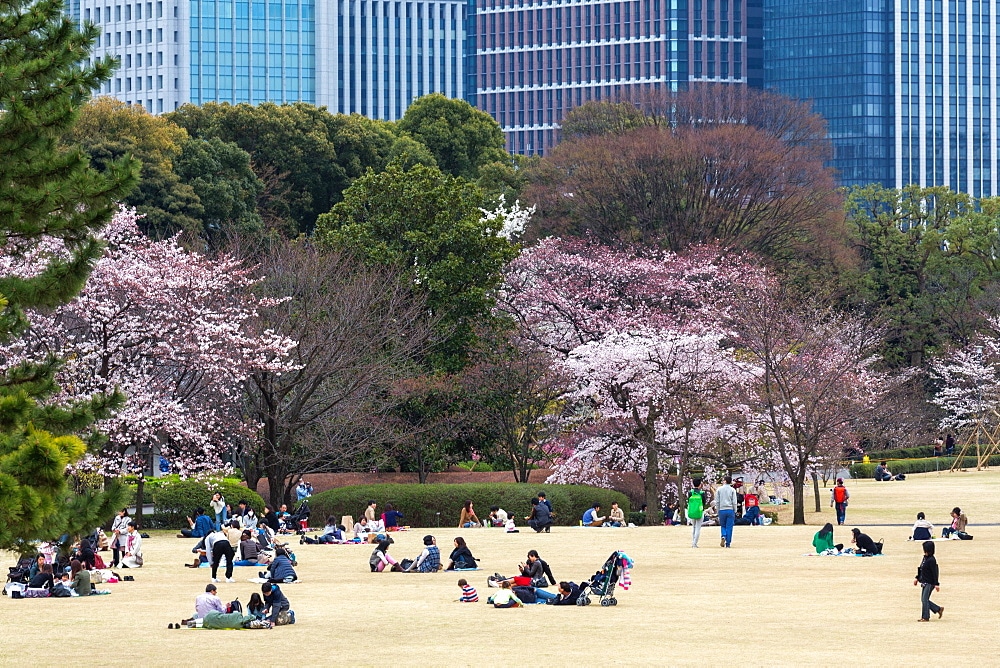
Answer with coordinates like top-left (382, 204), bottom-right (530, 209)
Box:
top-left (211, 525), bottom-right (236, 582)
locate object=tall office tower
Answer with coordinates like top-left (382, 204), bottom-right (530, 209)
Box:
top-left (73, 0), bottom-right (465, 119)
top-left (470, 0), bottom-right (764, 155)
top-left (765, 0), bottom-right (1000, 197)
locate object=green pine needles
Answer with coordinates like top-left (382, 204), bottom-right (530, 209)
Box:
top-left (0, 0), bottom-right (137, 552)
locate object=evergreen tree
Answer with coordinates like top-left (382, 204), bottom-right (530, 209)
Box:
top-left (0, 0), bottom-right (138, 552)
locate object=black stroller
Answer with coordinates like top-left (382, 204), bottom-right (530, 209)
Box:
top-left (577, 551), bottom-right (629, 606)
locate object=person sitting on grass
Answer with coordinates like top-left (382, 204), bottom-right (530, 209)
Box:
top-left (911, 513), bottom-right (934, 541)
top-left (353, 516), bottom-right (371, 540)
top-left (874, 461), bottom-right (904, 481)
top-left (247, 592), bottom-right (266, 621)
top-left (235, 530), bottom-right (260, 566)
top-left (582, 503), bottom-right (606, 527)
top-left (851, 528), bottom-right (881, 555)
top-left (69, 560), bottom-right (92, 596)
top-left (445, 536), bottom-right (477, 570)
top-left (488, 506), bottom-right (509, 527)
top-left (262, 582), bottom-right (294, 625)
top-left (193, 583), bottom-right (226, 620)
top-left (179, 508), bottom-right (214, 538)
top-left (382, 503), bottom-right (404, 531)
top-left (941, 507), bottom-right (968, 538)
top-left (302, 516), bottom-right (345, 544)
top-left (607, 502), bottom-right (625, 527)
top-left (405, 535), bottom-right (441, 572)
top-left (489, 580), bottom-right (523, 608)
top-left (259, 547), bottom-right (297, 583)
top-left (459, 500), bottom-right (482, 528)
top-left (120, 521), bottom-right (143, 568)
top-left (526, 498), bottom-right (553, 533)
top-left (457, 578), bottom-right (479, 602)
top-left (370, 537), bottom-right (401, 572)
top-left (812, 523), bottom-right (843, 554)
top-left (506, 549), bottom-right (555, 587)
top-left (28, 563), bottom-right (54, 590)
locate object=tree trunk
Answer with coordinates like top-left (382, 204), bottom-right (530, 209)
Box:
top-left (417, 449), bottom-right (429, 484)
top-left (134, 476), bottom-right (145, 529)
top-left (644, 440), bottom-right (659, 525)
top-left (792, 473), bottom-right (806, 524)
top-left (812, 471), bottom-right (821, 513)
top-left (264, 462), bottom-right (289, 509)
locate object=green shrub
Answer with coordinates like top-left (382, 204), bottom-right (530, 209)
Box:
top-left (762, 510), bottom-right (779, 524)
top-left (455, 461), bottom-right (495, 472)
top-left (849, 455), bottom-right (1000, 478)
top-left (308, 483), bottom-right (630, 528)
top-left (628, 511), bottom-right (646, 525)
top-left (864, 445), bottom-right (936, 460)
top-left (151, 478), bottom-right (265, 528)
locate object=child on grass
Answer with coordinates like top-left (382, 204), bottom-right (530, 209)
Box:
top-left (490, 580), bottom-right (522, 608)
top-left (914, 540), bottom-right (943, 622)
top-left (457, 578), bottom-right (478, 602)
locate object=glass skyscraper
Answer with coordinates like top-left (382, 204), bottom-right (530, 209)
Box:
top-left (765, 0), bottom-right (1000, 196)
top-left (74, 0), bottom-right (464, 119)
top-left (470, 0), bottom-right (764, 154)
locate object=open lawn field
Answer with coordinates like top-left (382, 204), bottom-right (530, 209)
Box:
top-left (2, 470), bottom-right (998, 667)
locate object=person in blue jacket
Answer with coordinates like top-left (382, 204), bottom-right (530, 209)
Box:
top-left (260, 547), bottom-right (297, 583)
top-left (180, 508), bottom-right (215, 538)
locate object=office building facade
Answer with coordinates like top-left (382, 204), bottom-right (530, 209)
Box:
top-left (469, 0), bottom-right (764, 154)
top-left (765, 0), bottom-right (1000, 196)
top-left (73, 0), bottom-right (465, 119)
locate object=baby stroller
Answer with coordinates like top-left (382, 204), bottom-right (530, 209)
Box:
top-left (577, 551), bottom-right (631, 607)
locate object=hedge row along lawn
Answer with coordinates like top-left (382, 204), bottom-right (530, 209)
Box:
top-left (849, 454), bottom-right (1000, 478)
top-left (147, 478), bottom-right (266, 528)
top-left (308, 483), bottom-right (631, 528)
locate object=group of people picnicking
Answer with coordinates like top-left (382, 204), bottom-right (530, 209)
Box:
top-left (4, 507), bottom-right (145, 599)
top-left (169, 491), bottom-right (303, 630)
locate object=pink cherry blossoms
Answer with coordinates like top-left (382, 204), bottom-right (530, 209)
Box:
top-left (0, 208), bottom-right (297, 476)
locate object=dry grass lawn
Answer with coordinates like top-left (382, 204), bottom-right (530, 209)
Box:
top-left (2, 470), bottom-right (998, 667)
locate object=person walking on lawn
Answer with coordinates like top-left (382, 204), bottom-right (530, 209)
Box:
top-left (714, 476), bottom-right (737, 548)
top-left (830, 478), bottom-right (850, 525)
top-left (914, 540), bottom-right (943, 622)
top-left (687, 478), bottom-right (708, 548)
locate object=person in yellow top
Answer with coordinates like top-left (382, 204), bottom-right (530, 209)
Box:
top-left (459, 500), bottom-right (482, 528)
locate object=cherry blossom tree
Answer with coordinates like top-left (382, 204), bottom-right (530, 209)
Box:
top-left (501, 237), bottom-right (769, 519)
top-left (0, 209), bottom-right (296, 490)
top-left (727, 284), bottom-right (890, 524)
top-left (929, 324), bottom-right (1000, 437)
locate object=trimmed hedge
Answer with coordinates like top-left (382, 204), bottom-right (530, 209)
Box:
top-left (308, 483), bottom-right (630, 528)
top-left (151, 478), bottom-right (265, 528)
top-left (862, 445), bottom-right (936, 460)
top-left (849, 454), bottom-right (1000, 478)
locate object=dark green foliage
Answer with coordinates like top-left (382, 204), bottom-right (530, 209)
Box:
top-left (316, 161), bottom-right (518, 372)
top-left (167, 102), bottom-right (432, 233)
top-left (174, 137), bottom-right (264, 243)
top-left (398, 93), bottom-right (510, 180)
top-left (0, 0), bottom-right (136, 551)
top-left (845, 184), bottom-right (1000, 366)
top-left (308, 483), bottom-right (630, 528)
top-left (849, 455), bottom-right (1000, 478)
top-left (151, 478), bottom-right (265, 527)
top-left (861, 445), bottom-right (936, 460)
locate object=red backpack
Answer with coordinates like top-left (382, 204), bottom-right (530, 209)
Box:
top-left (834, 486), bottom-right (848, 503)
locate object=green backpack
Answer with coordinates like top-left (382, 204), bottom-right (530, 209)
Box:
top-left (687, 490), bottom-right (704, 520)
